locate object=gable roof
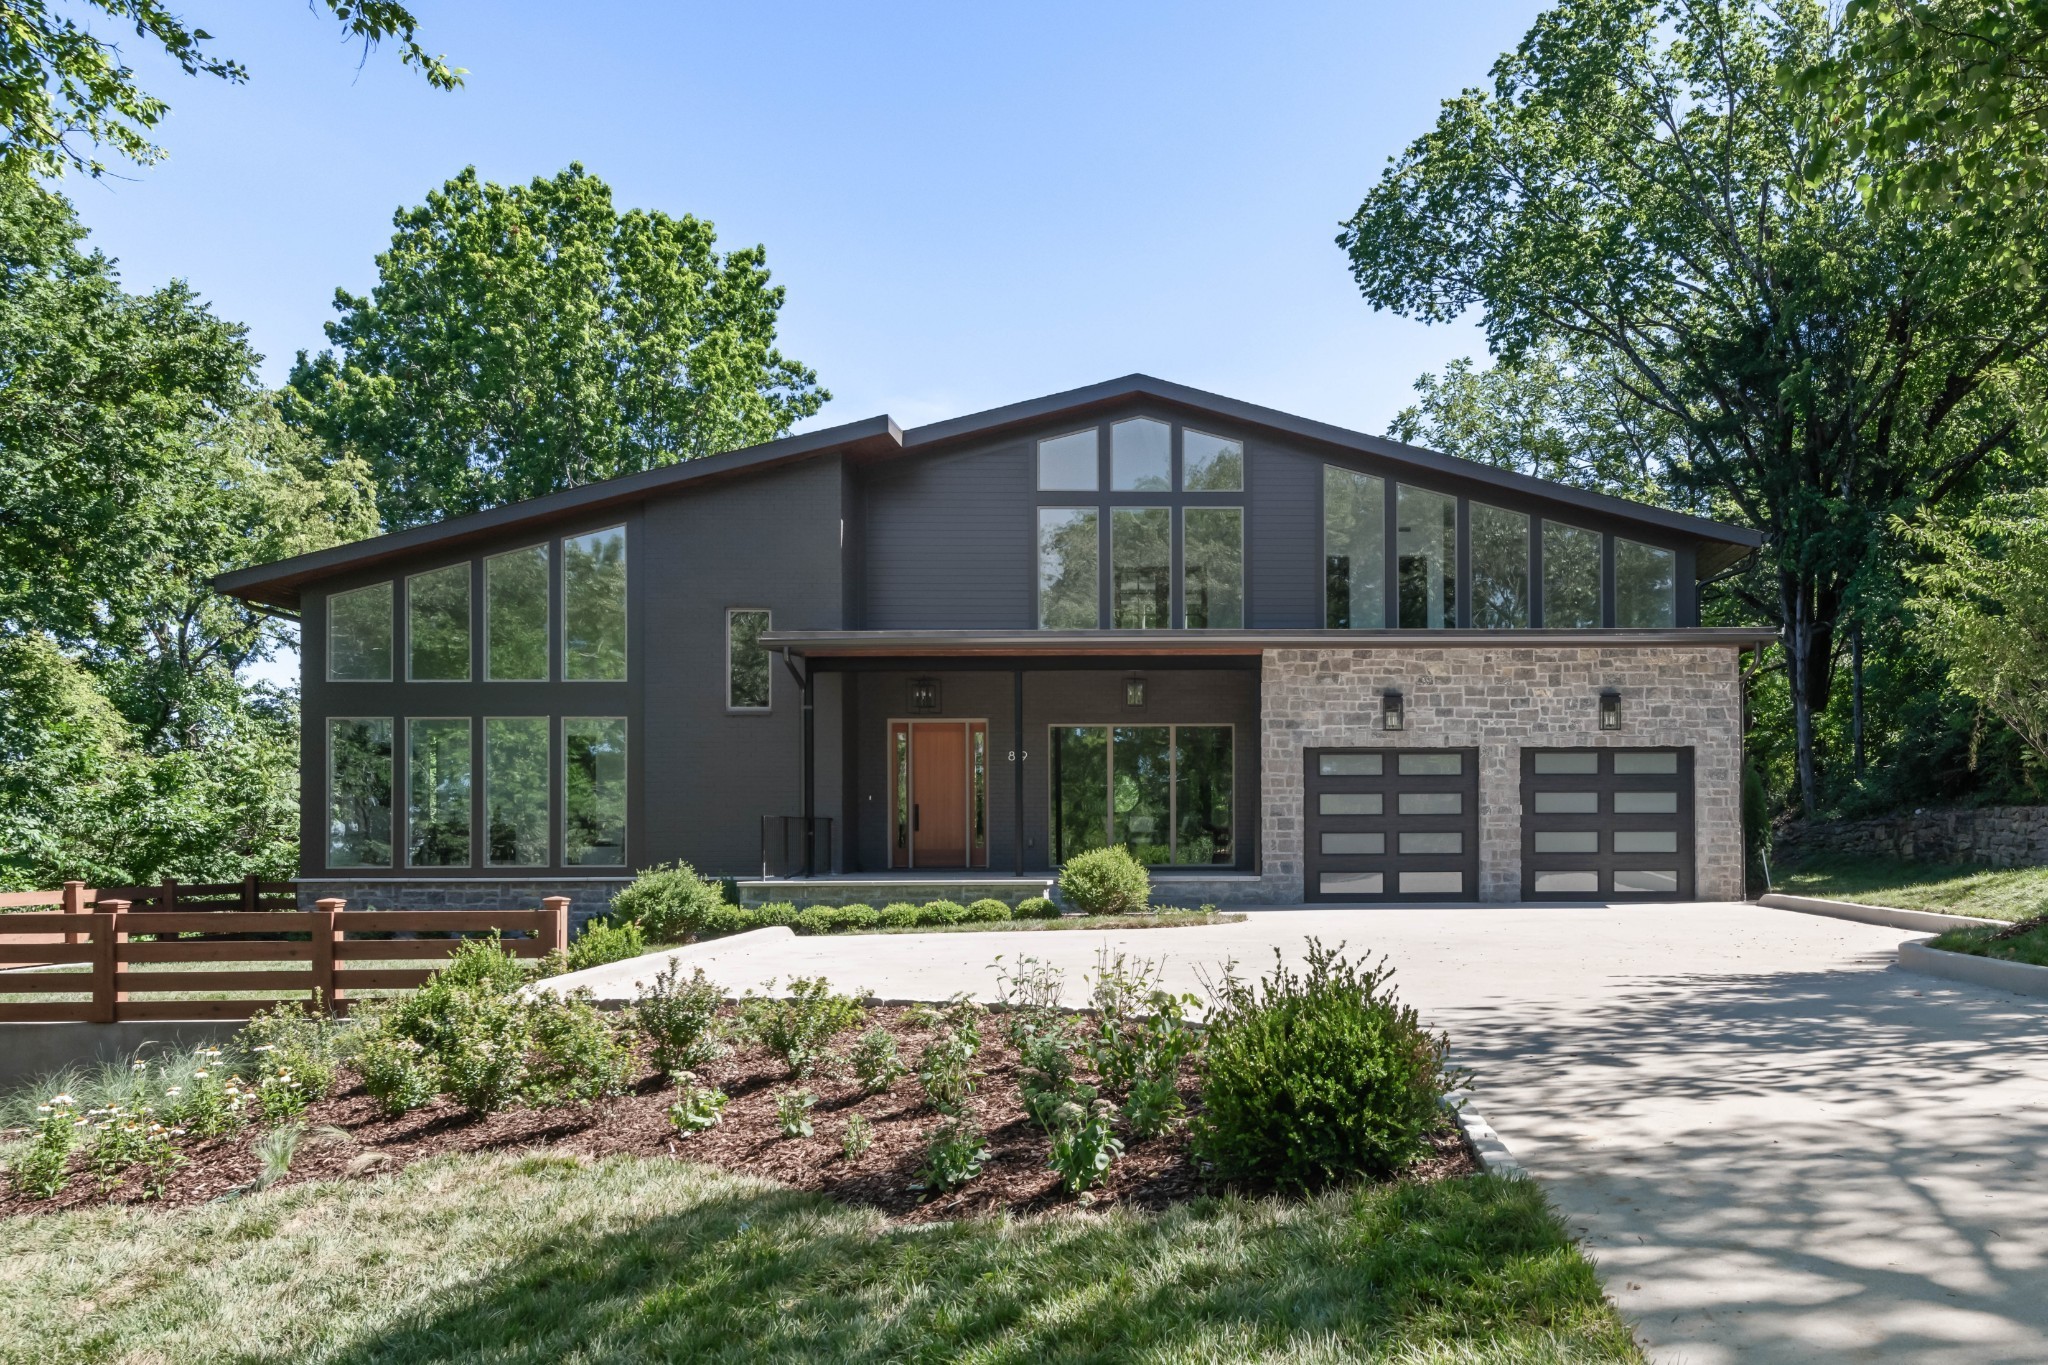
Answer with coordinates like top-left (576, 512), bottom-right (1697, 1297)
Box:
top-left (213, 374), bottom-right (1763, 610)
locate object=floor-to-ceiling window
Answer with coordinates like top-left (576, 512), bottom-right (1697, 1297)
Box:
top-left (1050, 724), bottom-right (1234, 866)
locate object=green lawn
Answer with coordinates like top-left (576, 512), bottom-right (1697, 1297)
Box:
top-left (0, 1153), bottom-right (1639, 1364)
top-left (1927, 921), bottom-right (2048, 968)
top-left (1773, 853), bottom-right (2048, 923)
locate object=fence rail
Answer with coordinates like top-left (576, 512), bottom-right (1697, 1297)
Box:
top-left (0, 897), bottom-right (570, 1023)
top-left (0, 877), bottom-right (299, 968)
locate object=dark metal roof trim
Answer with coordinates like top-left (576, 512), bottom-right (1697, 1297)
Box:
top-left (763, 627), bottom-right (1777, 657)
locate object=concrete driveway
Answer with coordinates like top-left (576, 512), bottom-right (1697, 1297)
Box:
top-left (560, 903), bottom-right (2048, 1363)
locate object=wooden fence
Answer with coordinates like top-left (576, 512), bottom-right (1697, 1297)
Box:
top-left (0, 878), bottom-right (298, 969)
top-left (0, 896), bottom-right (570, 1023)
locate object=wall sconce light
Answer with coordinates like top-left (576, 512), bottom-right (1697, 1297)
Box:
top-left (1599, 688), bottom-right (1622, 731)
top-left (909, 678), bottom-right (942, 714)
top-left (1124, 675), bottom-right (1147, 708)
top-left (1382, 688), bottom-right (1405, 732)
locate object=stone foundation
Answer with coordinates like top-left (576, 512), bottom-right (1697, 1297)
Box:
top-left (1253, 645), bottom-right (1745, 904)
top-left (1776, 806), bottom-right (2048, 869)
top-left (296, 878), bottom-right (630, 933)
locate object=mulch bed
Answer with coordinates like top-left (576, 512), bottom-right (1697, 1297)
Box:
top-left (0, 1005), bottom-right (1478, 1223)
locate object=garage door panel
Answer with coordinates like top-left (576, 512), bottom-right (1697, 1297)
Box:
top-left (1521, 747), bottom-right (1694, 901)
top-left (1306, 747), bottom-right (1478, 904)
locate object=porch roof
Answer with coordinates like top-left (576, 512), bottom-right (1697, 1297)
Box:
top-left (762, 626), bottom-right (1777, 658)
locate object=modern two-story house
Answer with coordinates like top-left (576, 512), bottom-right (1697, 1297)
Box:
top-left (214, 375), bottom-right (1770, 915)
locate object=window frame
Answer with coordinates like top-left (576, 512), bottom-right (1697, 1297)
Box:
top-left (1036, 505), bottom-right (1102, 630)
top-left (726, 607), bottom-right (773, 712)
top-left (1046, 721), bottom-right (1237, 867)
top-left (1036, 428), bottom-right (1101, 492)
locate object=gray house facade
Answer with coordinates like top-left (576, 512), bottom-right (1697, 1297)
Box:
top-left (215, 376), bottom-right (1769, 914)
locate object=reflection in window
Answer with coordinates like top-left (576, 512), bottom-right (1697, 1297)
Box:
top-left (1324, 466), bottom-right (1386, 628)
top-left (328, 583), bottom-right (392, 681)
top-left (407, 718), bottom-right (471, 867)
top-left (486, 545), bottom-right (549, 680)
top-left (1051, 724), bottom-right (1233, 866)
top-left (1182, 507), bottom-right (1243, 628)
top-left (1469, 503), bottom-right (1529, 628)
top-left (563, 526), bottom-right (627, 680)
top-left (1183, 430), bottom-right (1243, 491)
top-left (1112, 508), bottom-right (1170, 628)
top-left (485, 717), bottom-right (549, 867)
top-left (1037, 429), bottom-right (1099, 490)
top-left (1615, 538), bottom-right (1677, 627)
top-left (328, 718), bottom-right (392, 867)
top-left (1110, 418), bottom-right (1171, 491)
top-left (727, 609), bottom-right (770, 709)
top-left (407, 566), bottom-right (469, 680)
top-left (1038, 508), bottom-right (1099, 628)
top-left (1052, 726), bottom-right (1109, 862)
top-left (1542, 522), bottom-right (1601, 628)
top-left (563, 718), bottom-right (626, 866)
top-left (1113, 725), bottom-right (1172, 862)
top-left (1397, 485), bottom-right (1457, 628)
top-left (1173, 726), bottom-right (1233, 865)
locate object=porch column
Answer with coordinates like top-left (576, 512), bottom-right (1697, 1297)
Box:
top-left (1012, 668), bottom-right (1026, 877)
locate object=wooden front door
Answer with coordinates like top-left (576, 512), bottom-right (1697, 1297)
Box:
top-left (889, 720), bottom-right (990, 869)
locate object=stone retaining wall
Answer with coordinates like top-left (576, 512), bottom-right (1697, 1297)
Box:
top-left (296, 878), bottom-right (629, 932)
top-left (1776, 806), bottom-right (2048, 869)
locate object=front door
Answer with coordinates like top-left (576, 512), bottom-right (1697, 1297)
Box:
top-left (889, 720), bottom-right (989, 868)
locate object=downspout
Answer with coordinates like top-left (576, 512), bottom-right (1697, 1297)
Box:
top-left (780, 650), bottom-right (816, 877)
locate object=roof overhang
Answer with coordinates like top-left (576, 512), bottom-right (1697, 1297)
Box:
top-left (764, 627), bottom-right (1778, 659)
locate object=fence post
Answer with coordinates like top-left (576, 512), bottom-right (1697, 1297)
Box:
top-left (242, 872), bottom-right (259, 911)
top-left (543, 896), bottom-right (571, 956)
top-left (61, 880), bottom-right (84, 946)
top-left (313, 897), bottom-right (344, 1016)
top-left (161, 875), bottom-right (177, 913)
top-left (91, 904), bottom-right (126, 1023)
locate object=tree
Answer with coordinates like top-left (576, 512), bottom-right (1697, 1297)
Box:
top-left (287, 164), bottom-right (829, 530)
top-left (1904, 491), bottom-right (2048, 768)
top-left (0, 0), bottom-right (459, 179)
top-left (1340, 0), bottom-right (2048, 816)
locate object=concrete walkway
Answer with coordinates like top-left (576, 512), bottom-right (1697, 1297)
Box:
top-left (563, 904), bottom-right (2048, 1363)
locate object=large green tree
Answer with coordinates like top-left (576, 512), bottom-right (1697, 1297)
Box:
top-left (0, 0), bottom-right (458, 178)
top-left (287, 164), bottom-right (829, 530)
top-left (1341, 0), bottom-right (2048, 816)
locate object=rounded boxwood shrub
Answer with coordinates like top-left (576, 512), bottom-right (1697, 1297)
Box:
top-left (609, 862), bottom-right (729, 942)
top-left (748, 901), bottom-right (803, 930)
top-left (1014, 896), bottom-right (1061, 920)
top-left (1057, 847), bottom-right (1150, 915)
top-left (565, 916), bottom-right (646, 972)
top-left (918, 899), bottom-right (969, 925)
top-left (794, 904), bottom-right (879, 935)
top-left (963, 898), bottom-right (1012, 924)
top-left (1192, 939), bottom-right (1458, 1192)
top-left (879, 901), bottom-right (923, 928)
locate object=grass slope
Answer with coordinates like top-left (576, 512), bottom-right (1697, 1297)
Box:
top-left (0, 1154), bottom-right (1640, 1363)
top-left (1927, 921), bottom-right (2048, 968)
top-left (1773, 854), bottom-right (2048, 923)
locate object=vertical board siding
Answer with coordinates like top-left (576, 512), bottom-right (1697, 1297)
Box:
top-left (1248, 442), bottom-right (1321, 628)
top-left (861, 440), bottom-right (1033, 629)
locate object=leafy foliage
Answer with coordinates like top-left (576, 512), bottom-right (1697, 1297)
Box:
top-left (848, 1026), bottom-right (906, 1095)
top-left (286, 164), bottom-right (827, 529)
top-left (524, 990), bottom-right (636, 1106)
top-left (350, 1031), bottom-right (440, 1118)
top-left (915, 1117), bottom-right (988, 1193)
top-left (1058, 847), bottom-right (1151, 915)
top-left (632, 962), bottom-right (727, 1078)
top-left (607, 863), bottom-right (732, 943)
top-left (667, 1082), bottom-right (727, 1136)
top-left (1045, 1096), bottom-right (1124, 1195)
top-left (565, 917), bottom-right (647, 972)
top-left (774, 1089), bottom-right (817, 1139)
top-left (1193, 941), bottom-right (1461, 1191)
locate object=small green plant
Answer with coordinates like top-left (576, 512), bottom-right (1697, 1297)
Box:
top-left (524, 990), bottom-right (635, 1105)
top-left (565, 917), bottom-right (647, 971)
top-left (1123, 1073), bottom-right (1184, 1140)
top-left (916, 1030), bottom-right (978, 1115)
top-left (351, 1030), bottom-right (441, 1117)
top-left (9, 1095), bottom-right (82, 1199)
top-left (253, 1060), bottom-right (312, 1123)
top-left (1014, 896), bottom-right (1062, 920)
top-left (993, 953), bottom-right (1067, 1045)
top-left (915, 1117), bottom-right (988, 1193)
top-left (1016, 1022), bottom-right (1077, 1125)
top-left (667, 1080), bottom-right (727, 1135)
top-left (1046, 1096), bottom-right (1124, 1196)
top-left (1193, 940), bottom-right (1464, 1191)
top-left (236, 1002), bottom-right (343, 1102)
top-left (437, 988), bottom-right (534, 1115)
top-left (738, 977), bottom-right (864, 1079)
top-left (849, 1026), bottom-right (906, 1094)
top-left (634, 962), bottom-right (726, 1077)
top-left (840, 1112), bottom-right (873, 1160)
top-left (1058, 846), bottom-right (1150, 915)
top-left (907, 992), bottom-right (983, 1050)
top-left (85, 1104), bottom-right (183, 1197)
top-left (252, 1123), bottom-right (303, 1190)
top-left (609, 862), bottom-right (731, 942)
top-left (161, 1050), bottom-right (252, 1138)
top-left (775, 1088), bottom-right (818, 1138)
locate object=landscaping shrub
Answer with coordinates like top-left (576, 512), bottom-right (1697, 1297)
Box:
top-left (878, 901), bottom-right (923, 928)
top-left (235, 1001), bottom-right (343, 1102)
top-left (963, 898), bottom-right (1012, 924)
top-left (793, 903), bottom-right (878, 935)
top-left (163, 1049), bottom-right (254, 1138)
top-left (351, 1030), bottom-right (440, 1117)
top-left (849, 1026), bottom-right (906, 1094)
top-left (1058, 847), bottom-right (1150, 915)
top-left (775, 1088), bottom-right (817, 1138)
top-left (919, 899), bottom-right (969, 925)
top-left (1192, 939), bottom-right (1460, 1191)
top-left (435, 988), bottom-right (534, 1115)
top-left (634, 962), bottom-right (726, 1077)
top-left (668, 1081), bottom-right (726, 1135)
top-left (1014, 896), bottom-right (1062, 920)
top-left (738, 977), bottom-right (864, 1078)
top-left (609, 862), bottom-right (730, 942)
top-left (524, 991), bottom-right (635, 1105)
top-left (565, 917), bottom-right (646, 972)
top-left (916, 1030), bottom-right (978, 1115)
top-left (748, 901), bottom-right (803, 930)
top-left (916, 1117), bottom-right (988, 1192)
top-left (1045, 1096), bottom-right (1123, 1194)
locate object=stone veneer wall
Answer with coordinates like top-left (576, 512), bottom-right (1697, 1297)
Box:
top-left (296, 878), bottom-right (630, 933)
top-left (1257, 646), bottom-right (1746, 904)
top-left (1775, 806), bottom-right (2048, 869)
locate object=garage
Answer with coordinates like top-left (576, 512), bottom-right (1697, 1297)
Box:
top-left (1304, 746), bottom-right (1478, 903)
top-left (1520, 747), bottom-right (1695, 900)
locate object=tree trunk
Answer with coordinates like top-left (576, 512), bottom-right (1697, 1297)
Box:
top-left (1851, 623), bottom-right (1866, 776)
top-left (1781, 569), bottom-right (1831, 819)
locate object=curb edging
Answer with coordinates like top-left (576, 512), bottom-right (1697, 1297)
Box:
top-left (1759, 892), bottom-right (2000, 934)
top-left (1449, 1101), bottom-right (1527, 1180)
top-left (1897, 940), bottom-right (2048, 1000)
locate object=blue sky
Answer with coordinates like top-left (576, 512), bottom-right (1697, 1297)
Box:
top-left (72, 0), bottom-right (1546, 440)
